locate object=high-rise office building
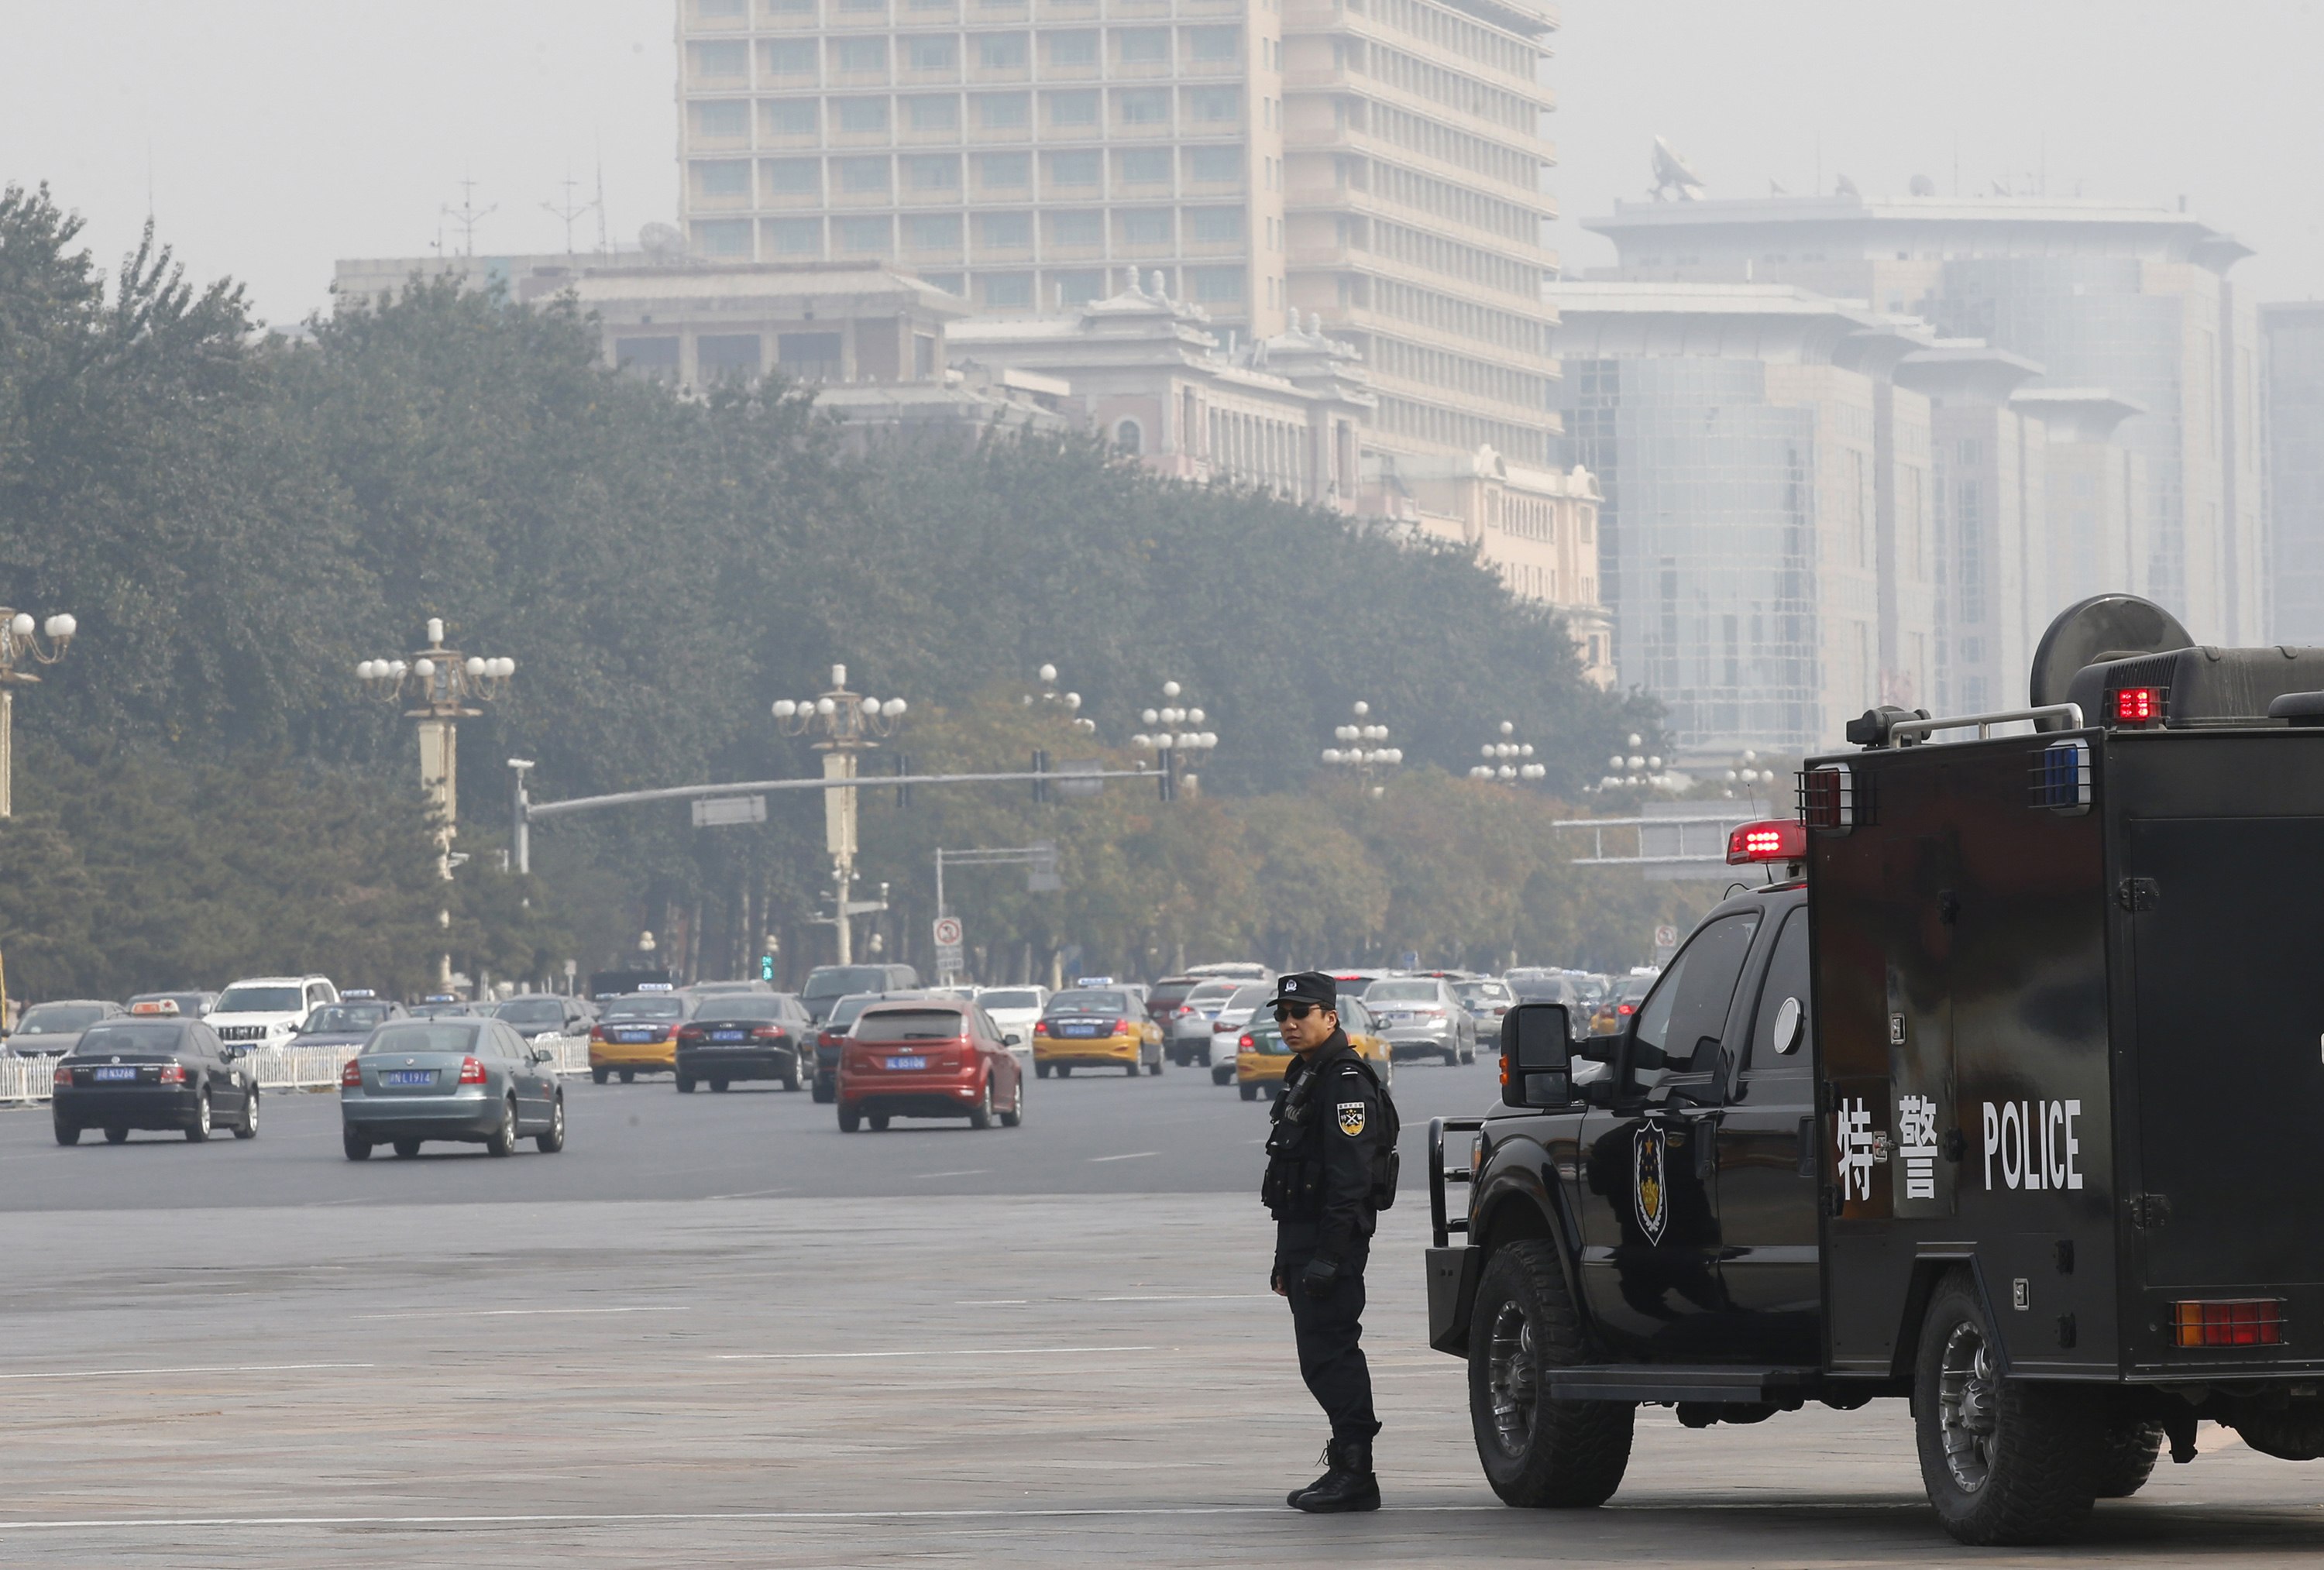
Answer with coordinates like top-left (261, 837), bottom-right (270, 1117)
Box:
top-left (1586, 194), bottom-right (2262, 645)
top-left (672, 0), bottom-right (1562, 472)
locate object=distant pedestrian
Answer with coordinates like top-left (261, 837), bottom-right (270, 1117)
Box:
top-left (1261, 970), bottom-right (1398, 1513)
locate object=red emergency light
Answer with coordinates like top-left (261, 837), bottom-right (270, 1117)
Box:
top-left (1727, 819), bottom-right (1807, 866)
top-left (2113, 686), bottom-right (2162, 725)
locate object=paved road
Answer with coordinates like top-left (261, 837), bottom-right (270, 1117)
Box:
top-left (0, 1050), bottom-right (1501, 1210)
top-left (5, 1056), bottom-right (2322, 1565)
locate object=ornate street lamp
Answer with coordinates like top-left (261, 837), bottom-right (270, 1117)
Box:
top-left (356, 618), bottom-right (515, 858)
top-left (0, 607), bottom-right (77, 818)
top-left (1130, 679), bottom-right (1216, 799)
top-left (774, 664), bottom-right (907, 965)
top-left (1321, 700), bottom-right (1401, 797)
top-left (1469, 720), bottom-right (1547, 784)
top-left (1024, 661), bottom-right (1097, 733)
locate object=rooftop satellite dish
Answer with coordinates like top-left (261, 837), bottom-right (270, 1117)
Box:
top-left (638, 222), bottom-right (685, 259)
top-left (1649, 137), bottom-right (1707, 202)
top-left (1910, 173), bottom-right (1937, 197)
top-left (2029, 593), bottom-right (2194, 715)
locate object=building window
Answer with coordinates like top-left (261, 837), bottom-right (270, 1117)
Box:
top-left (906, 94), bottom-right (960, 130)
top-left (906, 35), bottom-right (957, 69)
top-left (765, 0), bottom-right (813, 14)
top-left (835, 97), bottom-right (890, 132)
top-left (975, 91), bottom-right (1030, 128)
top-left (1046, 29), bottom-right (1098, 65)
top-left (1050, 268), bottom-right (1105, 304)
top-left (977, 32), bottom-right (1030, 67)
top-left (838, 0), bottom-right (885, 12)
top-left (983, 273), bottom-right (1034, 307)
top-left (691, 219), bottom-right (754, 256)
top-left (1115, 418), bottom-right (1143, 453)
top-left (764, 217), bottom-right (822, 254)
top-left (1117, 208), bottom-right (1173, 245)
top-left (763, 99), bottom-right (818, 136)
top-left (1116, 26), bottom-right (1169, 63)
top-left (1188, 87), bottom-right (1239, 122)
top-left (693, 160), bottom-right (752, 197)
top-left (835, 155), bottom-right (890, 193)
top-left (1189, 265), bottom-right (1243, 301)
top-left (1117, 88), bottom-right (1169, 125)
top-left (1047, 89), bottom-right (1098, 126)
top-left (763, 156), bottom-right (820, 195)
top-left (1046, 149), bottom-right (1099, 185)
top-left (777, 331), bottom-right (844, 381)
top-left (1047, 210), bottom-right (1102, 246)
top-left (697, 334), bottom-right (763, 380)
top-left (835, 215), bottom-right (893, 253)
top-left (1188, 206), bottom-right (1242, 241)
top-left (693, 101), bottom-right (749, 139)
top-left (617, 336), bottom-right (682, 379)
top-left (833, 36), bottom-right (887, 71)
top-left (905, 212), bottom-right (963, 249)
top-left (915, 332), bottom-right (937, 378)
top-left (695, 0), bottom-right (747, 16)
top-left (903, 153), bottom-right (961, 190)
top-left (762, 39), bottom-right (816, 75)
top-left (1117, 148), bottom-right (1171, 184)
top-left (977, 152), bottom-right (1030, 190)
top-left (978, 211), bottom-right (1033, 248)
top-left (690, 40), bottom-right (748, 78)
top-left (1188, 145), bottom-right (1243, 183)
top-left (921, 273), bottom-right (965, 295)
top-left (1188, 25), bottom-right (1239, 60)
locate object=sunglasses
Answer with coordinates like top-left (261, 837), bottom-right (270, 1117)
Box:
top-left (1272, 1002), bottom-right (1318, 1022)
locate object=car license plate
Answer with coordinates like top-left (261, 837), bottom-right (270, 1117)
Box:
top-left (384, 1070), bottom-right (434, 1086)
top-left (711, 1031), bottom-right (745, 1043)
top-left (93, 1066), bottom-right (138, 1082)
top-left (885, 1056), bottom-right (927, 1071)
top-left (1060, 1023), bottom-right (1099, 1037)
top-left (620, 1031), bottom-right (654, 1043)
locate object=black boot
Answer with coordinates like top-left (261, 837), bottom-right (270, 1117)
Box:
top-left (1290, 1436), bottom-right (1380, 1513)
top-left (1286, 1441), bottom-right (1337, 1507)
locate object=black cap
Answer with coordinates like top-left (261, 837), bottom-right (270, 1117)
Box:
top-left (1270, 971), bottom-right (1337, 1011)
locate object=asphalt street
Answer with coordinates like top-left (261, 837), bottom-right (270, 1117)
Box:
top-left (3, 1053), bottom-right (2322, 1566)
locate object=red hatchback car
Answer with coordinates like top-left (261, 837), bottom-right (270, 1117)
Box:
top-left (837, 1000), bottom-right (1025, 1133)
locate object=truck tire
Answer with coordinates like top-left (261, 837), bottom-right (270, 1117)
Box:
top-left (1913, 1271), bottom-right (2102, 1544)
top-left (2093, 1420), bottom-right (2164, 1497)
top-left (1466, 1238), bottom-right (1633, 1508)
top-left (2225, 1404), bottom-right (2324, 1461)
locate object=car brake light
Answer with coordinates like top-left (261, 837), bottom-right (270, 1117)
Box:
top-left (341, 1059), bottom-right (363, 1087)
top-left (1113, 1018), bottom-right (1132, 1034)
top-left (1618, 1002), bottom-right (1635, 1016)
top-left (156, 1062), bottom-right (186, 1084)
top-left (589, 1025), bottom-right (606, 1042)
top-left (1033, 1020), bottom-right (1049, 1036)
top-left (52, 1063), bottom-right (70, 1086)
top-left (1728, 819), bottom-right (1808, 864)
top-left (2114, 686), bottom-right (2162, 725)
top-left (1238, 1032), bottom-right (1254, 1052)
top-left (458, 1056), bottom-right (487, 1085)
top-left (751, 1026), bottom-right (789, 1040)
top-left (2172, 1299), bottom-right (2284, 1348)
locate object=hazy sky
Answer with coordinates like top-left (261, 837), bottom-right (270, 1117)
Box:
top-left (3, 1), bottom-right (2319, 324)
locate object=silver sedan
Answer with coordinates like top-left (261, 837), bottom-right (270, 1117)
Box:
top-left (1360, 977), bottom-right (1477, 1065)
top-left (340, 1019), bottom-right (567, 1160)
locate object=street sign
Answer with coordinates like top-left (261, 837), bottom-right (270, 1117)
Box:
top-left (1055, 758), bottom-right (1105, 797)
top-left (691, 794), bottom-right (767, 827)
top-left (1654, 925), bottom-right (1679, 949)
top-left (933, 916), bottom-right (963, 948)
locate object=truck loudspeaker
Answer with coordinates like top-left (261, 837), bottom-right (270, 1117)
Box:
top-left (2029, 593), bottom-right (2193, 714)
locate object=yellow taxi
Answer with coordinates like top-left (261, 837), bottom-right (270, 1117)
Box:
top-left (587, 988), bottom-right (688, 1083)
top-left (1031, 984), bottom-right (1164, 1077)
top-left (1235, 996), bottom-right (1394, 1101)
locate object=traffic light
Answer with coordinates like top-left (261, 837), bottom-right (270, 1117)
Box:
top-left (758, 953), bottom-right (775, 983)
top-left (1157, 751), bottom-right (1177, 802)
top-left (894, 752), bottom-right (913, 807)
top-left (1032, 750), bottom-right (1050, 803)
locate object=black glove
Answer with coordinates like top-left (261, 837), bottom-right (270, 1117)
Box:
top-left (1270, 1262), bottom-right (1284, 1293)
top-left (1300, 1256), bottom-right (1342, 1300)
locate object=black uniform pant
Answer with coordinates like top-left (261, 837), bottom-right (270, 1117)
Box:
top-left (1276, 1225), bottom-right (1377, 1444)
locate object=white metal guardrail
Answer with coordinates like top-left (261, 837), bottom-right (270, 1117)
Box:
top-left (0, 1032), bottom-right (592, 1105)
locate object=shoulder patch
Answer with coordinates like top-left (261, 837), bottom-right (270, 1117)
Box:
top-left (1337, 1101), bottom-right (1367, 1137)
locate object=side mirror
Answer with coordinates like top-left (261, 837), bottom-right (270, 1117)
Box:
top-left (532, 1047), bottom-right (554, 1064)
top-left (1501, 1002), bottom-right (1573, 1108)
top-left (1003, 1032), bottom-right (1023, 1047)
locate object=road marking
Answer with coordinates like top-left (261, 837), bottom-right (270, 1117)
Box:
top-left (1087, 1293), bottom-right (1271, 1302)
top-left (706, 1188), bottom-right (796, 1201)
top-left (915, 1169), bottom-right (992, 1179)
top-left (352, 1307), bottom-right (688, 1321)
top-left (0, 1504), bottom-right (1532, 1531)
top-left (714, 1345), bottom-right (1155, 1362)
top-left (1087, 1151), bottom-right (1158, 1163)
top-left (955, 1299), bottom-right (1030, 1306)
top-left (0, 1362), bottom-right (373, 1383)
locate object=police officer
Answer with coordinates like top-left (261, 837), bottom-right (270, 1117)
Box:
top-left (1262, 971), bottom-right (1395, 1513)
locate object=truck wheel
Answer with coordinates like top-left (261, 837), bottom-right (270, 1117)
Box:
top-left (1913, 1271), bottom-right (2102, 1544)
top-left (2224, 1403), bottom-right (2324, 1460)
top-left (1466, 1238), bottom-right (1633, 1508)
top-left (2093, 1420), bottom-right (2164, 1497)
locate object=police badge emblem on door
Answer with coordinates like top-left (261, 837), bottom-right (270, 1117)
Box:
top-left (1634, 1123), bottom-right (1669, 1243)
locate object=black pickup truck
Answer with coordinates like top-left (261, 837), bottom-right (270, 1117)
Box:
top-left (1426, 594), bottom-right (2324, 1545)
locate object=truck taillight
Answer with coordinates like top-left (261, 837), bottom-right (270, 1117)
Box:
top-left (2171, 1299), bottom-right (2284, 1348)
top-left (156, 1063), bottom-right (186, 1084)
top-left (458, 1056), bottom-right (487, 1085)
top-left (2114, 686), bottom-right (2162, 725)
top-left (341, 1059), bottom-right (363, 1087)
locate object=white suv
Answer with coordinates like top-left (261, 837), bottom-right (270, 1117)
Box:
top-left (208, 975), bottom-right (339, 1054)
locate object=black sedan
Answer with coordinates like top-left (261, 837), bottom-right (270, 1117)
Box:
top-left (53, 1017), bottom-right (260, 1145)
top-left (676, 991), bottom-right (814, 1092)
